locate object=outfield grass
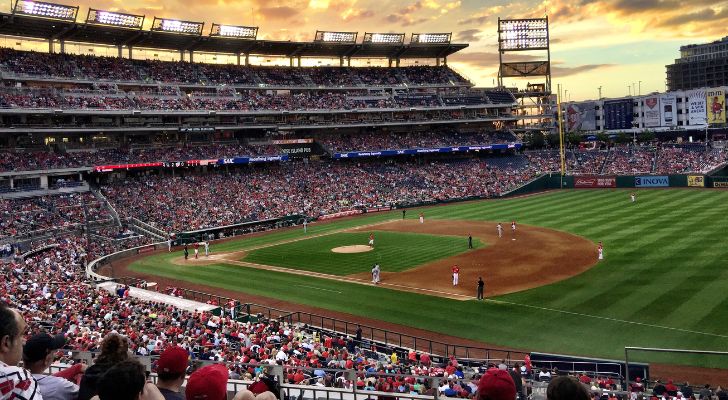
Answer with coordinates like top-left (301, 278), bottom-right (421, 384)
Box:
top-left (130, 189), bottom-right (728, 366)
top-left (243, 231), bottom-right (482, 275)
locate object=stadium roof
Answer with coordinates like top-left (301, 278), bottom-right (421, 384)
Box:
top-left (0, 12), bottom-right (467, 59)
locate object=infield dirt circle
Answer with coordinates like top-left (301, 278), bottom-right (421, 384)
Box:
top-left (331, 245), bottom-right (373, 253)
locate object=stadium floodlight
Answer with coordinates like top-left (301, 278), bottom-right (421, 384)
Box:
top-left (86, 8), bottom-right (144, 29)
top-left (314, 30), bottom-right (357, 43)
top-left (410, 33), bottom-right (451, 44)
top-left (151, 17), bottom-right (204, 35)
top-left (498, 18), bottom-right (549, 51)
top-left (13, 0), bottom-right (78, 21)
top-left (363, 32), bottom-right (405, 44)
top-left (210, 23), bottom-right (258, 39)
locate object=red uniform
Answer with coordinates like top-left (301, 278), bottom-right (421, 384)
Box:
top-left (451, 265), bottom-right (460, 285)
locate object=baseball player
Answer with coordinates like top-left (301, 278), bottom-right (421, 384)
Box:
top-left (371, 264), bottom-right (381, 284)
top-left (598, 241), bottom-right (604, 260)
top-left (452, 265), bottom-right (460, 286)
top-left (511, 221), bottom-right (517, 240)
top-left (193, 242), bottom-right (199, 259)
top-left (419, 212), bottom-right (424, 224)
top-left (183, 244), bottom-right (188, 260)
top-left (204, 240), bottom-right (210, 257)
top-left (630, 193), bottom-right (636, 203)
top-left (303, 218), bottom-right (308, 233)
top-left (497, 223), bottom-right (503, 238)
top-left (167, 237), bottom-right (172, 252)
top-left (368, 233), bottom-right (374, 248)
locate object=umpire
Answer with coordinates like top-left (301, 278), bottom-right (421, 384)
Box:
top-left (477, 277), bottom-right (485, 300)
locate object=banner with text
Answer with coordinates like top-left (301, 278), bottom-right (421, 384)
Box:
top-left (333, 143), bottom-right (521, 159)
top-left (635, 176), bottom-right (669, 187)
top-left (687, 89), bottom-right (708, 126)
top-left (566, 102), bottom-right (597, 132)
top-left (688, 175), bottom-right (705, 187)
top-left (643, 96), bottom-right (660, 127)
top-left (707, 88), bottom-right (726, 125)
top-left (660, 95), bottom-right (677, 127)
top-left (574, 176), bottom-right (616, 188)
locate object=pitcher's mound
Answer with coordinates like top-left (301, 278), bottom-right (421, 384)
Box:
top-left (331, 245), bottom-right (373, 254)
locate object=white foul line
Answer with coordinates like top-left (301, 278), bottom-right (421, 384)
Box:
top-left (294, 284), bottom-right (342, 294)
top-left (486, 298), bottom-right (728, 339)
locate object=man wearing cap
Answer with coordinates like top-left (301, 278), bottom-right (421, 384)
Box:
top-left (1, 302), bottom-right (44, 400)
top-left (23, 333), bottom-right (84, 400)
top-left (185, 364), bottom-right (229, 400)
top-left (477, 368), bottom-right (516, 400)
top-left (155, 347), bottom-right (188, 400)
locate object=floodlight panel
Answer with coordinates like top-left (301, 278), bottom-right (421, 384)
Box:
top-left (364, 32), bottom-right (405, 44)
top-left (210, 23), bottom-right (257, 39)
top-left (152, 17), bottom-right (204, 35)
top-left (14, 0), bottom-right (78, 21)
top-left (315, 30), bottom-right (357, 43)
top-left (499, 18), bottom-right (549, 50)
top-left (87, 8), bottom-right (144, 28)
top-left (411, 33), bottom-right (451, 44)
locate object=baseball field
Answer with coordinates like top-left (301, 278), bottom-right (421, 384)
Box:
top-left (124, 189), bottom-right (728, 368)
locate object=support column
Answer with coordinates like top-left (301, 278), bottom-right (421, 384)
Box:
top-left (180, 50), bottom-right (185, 62)
top-left (339, 56), bottom-right (344, 67)
top-left (40, 176), bottom-right (48, 189)
top-left (128, 46), bottom-right (133, 59)
top-left (396, 58), bottom-right (400, 67)
top-left (347, 57), bottom-right (351, 67)
top-left (290, 58), bottom-right (294, 67)
top-left (245, 53), bottom-right (249, 66)
top-left (59, 40), bottom-right (65, 54)
top-left (443, 56), bottom-right (447, 66)
top-left (436, 58), bottom-right (440, 67)
top-left (388, 58), bottom-right (393, 68)
top-left (189, 51), bottom-right (194, 63)
top-left (297, 56), bottom-right (301, 67)
top-left (48, 39), bottom-right (54, 54)
top-left (118, 45), bottom-right (123, 58)
top-left (237, 53), bottom-right (241, 66)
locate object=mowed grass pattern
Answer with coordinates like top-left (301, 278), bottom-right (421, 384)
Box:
top-left (242, 231), bottom-right (481, 275)
top-left (130, 189), bottom-right (728, 366)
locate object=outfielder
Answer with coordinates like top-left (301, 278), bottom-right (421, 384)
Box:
top-left (452, 265), bottom-right (460, 286)
top-left (497, 223), bottom-right (503, 238)
top-left (630, 193), bottom-right (636, 203)
top-left (511, 221), bottom-right (516, 240)
top-left (598, 241), bottom-right (604, 260)
top-left (303, 218), bottom-right (308, 233)
top-left (419, 212), bottom-right (424, 224)
top-left (368, 233), bottom-right (374, 248)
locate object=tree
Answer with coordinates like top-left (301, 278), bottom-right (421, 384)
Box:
top-left (596, 132), bottom-right (609, 143)
top-left (638, 130), bottom-right (656, 143)
top-left (529, 132), bottom-right (545, 148)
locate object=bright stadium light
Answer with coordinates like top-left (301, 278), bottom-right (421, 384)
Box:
top-left (498, 18), bottom-right (549, 51)
top-left (13, 0), bottom-right (78, 21)
top-left (151, 17), bottom-right (204, 35)
top-left (210, 23), bottom-right (258, 39)
top-left (410, 33), bottom-right (451, 44)
top-left (87, 8), bottom-right (144, 29)
top-left (363, 32), bottom-right (405, 44)
top-left (314, 30), bottom-right (357, 43)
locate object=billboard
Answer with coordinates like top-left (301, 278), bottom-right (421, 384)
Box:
top-left (707, 88), bottom-right (726, 125)
top-left (635, 176), bottom-right (669, 187)
top-left (574, 176), bottom-right (616, 188)
top-left (603, 99), bottom-right (634, 130)
top-left (688, 175), bottom-right (705, 187)
top-left (643, 96), bottom-right (660, 127)
top-left (566, 102), bottom-right (597, 132)
top-left (687, 89), bottom-right (707, 126)
top-left (660, 95), bottom-right (677, 127)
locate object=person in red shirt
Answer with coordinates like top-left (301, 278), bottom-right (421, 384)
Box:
top-left (452, 265), bottom-right (460, 286)
top-left (368, 233), bottom-right (374, 248)
top-left (193, 242), bottom-right (199, 259)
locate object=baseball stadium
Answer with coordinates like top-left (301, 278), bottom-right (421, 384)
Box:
top-left (1, 3), bottom-right (728, 400)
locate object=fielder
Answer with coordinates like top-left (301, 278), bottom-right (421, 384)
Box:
top-left (452, 265), bottom-right (460, 286)
top-left (368, 233), bottom-right (374, 248)
top-left (371, 264), bottom-right (381, 284)
top-left (497, 223), bottom-right (503, 238)
top-left (630, 193), bottom-right (636, 203)
top-left (303, 218), bottom-right (308, 233)
top-left (204, 241), bottom-right (210, 257)
top-left (511, 221), bottom-right (517, 240)
top-left (167, 237), bottom-right (172, 252)
top-left (598, 241), bottom-right (604, 260)
top-left (419, 212), bottom-right (424, 224)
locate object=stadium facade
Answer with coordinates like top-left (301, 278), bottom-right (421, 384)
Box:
top-left (666, 36), bottom-right (728, 91)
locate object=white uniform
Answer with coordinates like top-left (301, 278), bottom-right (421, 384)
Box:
top-left (497, 224), bottom-right (503, 238)
top-left (167, 239), bottom-right (172, 252)
top-left (631, 194), bottom-right (636, 203)
top-left (204, 241), bottom-right (209, 256)
top-left (371, 264), bottom-right (380, 284)
top-left (303, 219), bottom-right (308, 233)
top-left (419, 214), bottom-right (424, 224)
top-left (598, 248), bottom-right (604, 260)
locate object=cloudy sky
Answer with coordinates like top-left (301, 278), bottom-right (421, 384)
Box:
top-left (58, 0), bottom-right (728, 100)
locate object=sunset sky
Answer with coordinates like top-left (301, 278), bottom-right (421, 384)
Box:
top-left (32, 0), bottom-right (728, 101)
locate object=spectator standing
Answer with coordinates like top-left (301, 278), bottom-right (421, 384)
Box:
top-left (0, 302), bottom-right (43, 400)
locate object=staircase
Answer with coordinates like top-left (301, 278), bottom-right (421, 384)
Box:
top-left (127, 217), bottom-right (167, 241)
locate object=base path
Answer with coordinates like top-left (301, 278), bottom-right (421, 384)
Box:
top-left (348, 220), bottom-right (597, 298)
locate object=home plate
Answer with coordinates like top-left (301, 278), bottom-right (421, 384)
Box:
top-left (512, 238), bottom-right (516, 241)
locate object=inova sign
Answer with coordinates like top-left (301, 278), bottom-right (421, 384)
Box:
top-left (635, 176), bottom-right (669, 187)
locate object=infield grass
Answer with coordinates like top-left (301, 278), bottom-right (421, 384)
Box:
top-left (242, 231), bottom-right (482, 275)
top-left (130, 189), bottom-right (728, 366)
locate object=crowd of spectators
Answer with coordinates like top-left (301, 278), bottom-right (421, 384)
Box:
top-left (602, 146), bottom-right (656, 175)
top-left (319, 130), bottom-right (518, 153)
top-left (0, 48), bottom-right (468, 88)
top-left (654, 145), bottom-right (726, 174)
top-left (100, 158), bottom-right (539, 232)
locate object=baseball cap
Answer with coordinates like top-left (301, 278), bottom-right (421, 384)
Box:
top-left (185, 364), bottom-right (229, 400)
top-left (23, 333), bottom-right (66, 363)
top-left (477, 368), bottom-right (516, 400)
top-left (158, 346), bottom-right (189, 375)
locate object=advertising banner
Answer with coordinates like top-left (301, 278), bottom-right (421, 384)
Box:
top-left (714, 181), bottom-right (728, 188)
top-left (574, 176), bottom-right (616, 188)
top-left (687, 89), bottom-right (707, 126)
top-left (333, 143), bottom-right (522, 159)
top-left (603, 99), bottom-right (634, 130)
top-left (635, 176), bottom-right (669, 187)
top-left (643, 96), bottom-right (660, 127)
top-left (660, 95), bottom-right (677, 127)
top-left (688, 175), bottom-right (705, 187)
top-left (707, 88), bottom-right (726, 125)
top-left (566, 102), bottom-right (597, 132)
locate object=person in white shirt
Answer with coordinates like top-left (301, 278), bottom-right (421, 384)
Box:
top-left (1, 303), bottom-right (44, 400)
top-left (23, 334), bottom-right (84, 400)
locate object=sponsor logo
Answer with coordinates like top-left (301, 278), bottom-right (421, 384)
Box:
top-left (645, 97), bottom-right (658, 108)
top-left (575, 176), bottom-right (616, 188)
top-left (688, 175), bottom-right (705, 187)
top-left (635, 176), bottom-right (669, 187)
top-left (714, 181), bottom-right (728, 188)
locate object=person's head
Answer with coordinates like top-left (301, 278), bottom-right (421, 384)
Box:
top-left (22, 333), bottom-right (66, 371)
top-left (96, 333), bottom-right (130, 365)
top-left (157, 346), bottom-right (189, 384)
top-left (0, 302), bottom-right (26, 366)
top-left (97, 360), bottom-right (147, 400)
top-left (477, 368), bottom-right (516, 400)
top-left (185, 364), bottom-right (229, 400)
top-left (546, 376), bottom-right (590, 400)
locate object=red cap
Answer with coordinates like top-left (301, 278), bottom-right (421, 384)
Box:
top-left (158, 346), bottom-right (189, 375)
top-left (478, 368), bottom-right (516, 400)
top-left (185, 364), bottom-right (229, 400)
